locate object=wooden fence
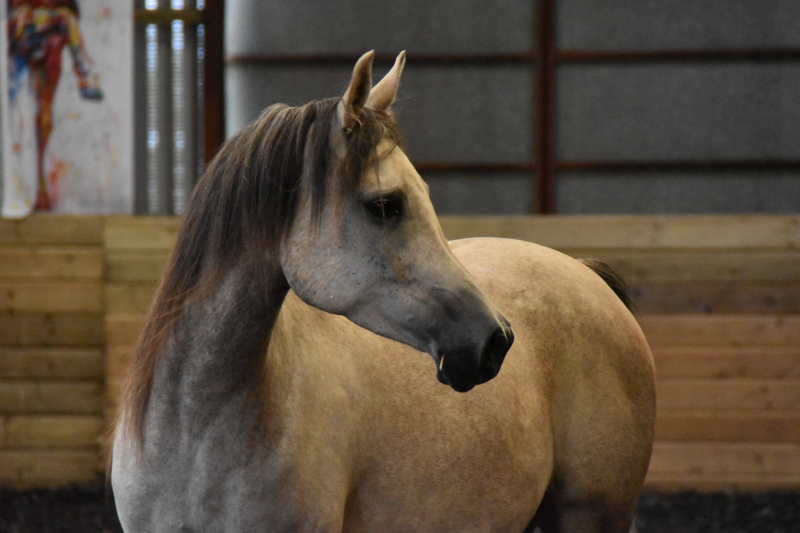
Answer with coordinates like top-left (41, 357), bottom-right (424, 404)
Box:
top-left (1, 215), bottom-right (798, 490)
top-left (0, 217), bottom-right (105, 486)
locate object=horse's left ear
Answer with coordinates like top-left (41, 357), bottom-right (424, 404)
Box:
top-left (366, 51), bottom-right (406, 113)
top-left (342, 51), bottom-right (375, 130)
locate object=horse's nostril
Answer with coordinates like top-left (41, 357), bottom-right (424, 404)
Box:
top-left (483, 327), bottom-right (513, 368)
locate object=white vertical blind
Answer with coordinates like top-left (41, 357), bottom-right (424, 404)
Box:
top-left (145, 23), bottom-right (163, 214)
top-left (137, 2), bottom-right (205, 214)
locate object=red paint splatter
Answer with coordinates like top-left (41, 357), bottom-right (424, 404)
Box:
top-left (12, 143), bottom-right (21, 154)
top-left (46, 156), bottom-right (67, 208)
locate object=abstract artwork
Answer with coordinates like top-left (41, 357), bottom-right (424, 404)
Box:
top-left (1, 0), bottom-right (132, 217)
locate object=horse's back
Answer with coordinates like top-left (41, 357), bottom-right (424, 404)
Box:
top-left (272, 237), bottom-right (655, 532)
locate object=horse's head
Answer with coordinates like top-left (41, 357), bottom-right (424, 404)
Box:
top-left (280, 51), bottom-right (513, 392)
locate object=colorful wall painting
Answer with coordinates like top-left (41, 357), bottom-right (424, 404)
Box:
top-left (1, 0), bottom-right (132, 218)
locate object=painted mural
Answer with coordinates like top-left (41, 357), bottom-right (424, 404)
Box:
top-left (1, 0), bottom-right (132, 218)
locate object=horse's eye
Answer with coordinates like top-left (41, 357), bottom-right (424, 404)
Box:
top-left (364, 197), bottom-right (403, 221)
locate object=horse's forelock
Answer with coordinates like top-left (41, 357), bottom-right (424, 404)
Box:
top-left (119, 97), bottom-right (403, 451)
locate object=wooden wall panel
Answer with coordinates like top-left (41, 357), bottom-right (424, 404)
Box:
top-left (3, 214), bottom-right (800, 490)
top-left (0, 216), bottom-right (103, 246)
top-left (0, 450), bottom-right (100, 487)
top-left (0, 314), bottom-right (104, 347)
top-left (0, 216), bottom-right (105, 488)
top-left (0, 349), bottom-right (103, 380)
top-left (0, 248), bottom-right (103, 279)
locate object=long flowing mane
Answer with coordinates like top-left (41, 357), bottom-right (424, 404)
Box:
top-left (120, 97), bottom-right (404, 447)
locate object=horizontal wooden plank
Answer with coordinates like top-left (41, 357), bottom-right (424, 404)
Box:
top-left (0, 313), bottom-right (104, 347)
top-left (652, 346), bottom-right (800, 379)
top-left (440, 215), bottom-right (800, 250)
top-left (0, 450), bottom-right (100, 487)
top-left (0, 415), bottom-right (103, 448)
top-left (639, 315), bottom-right (800, 346)
top-left (629, 282), bottom-right (800, 314)
top-left (655, 411), bottom-right (800, 442)
top-left (0, 247), bottom-right (103, 279)
top-left (105, 284), bottom-right (157, 313)
top-left (565, 250), bottom-right (800, 283)
top-left (657, 379), bottom-right (800, 410)
top-left (643, 473), bottom-right (800, 492)
top-left (106, 346), bottom-right (135, 384)
top-left (648, 442), bottom-right (800, 476)
top-left (0, 215), bottom-right (103, 246)
top-left (104, 216), bottom-right (180, 251)
top-left (105, 377), bottom-right (126, 417)
top-left (105, 314), bottom-right (147, 348)
top-left (0, 382), bottom-right (102, 414)
top-left (0, 348), bottom-right (103, 379)
top-left (0, 281), bottom-right (103, 312)
top-left (106, 251), bottom-right (169, 282)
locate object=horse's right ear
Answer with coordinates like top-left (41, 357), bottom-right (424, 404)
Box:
top-left (341, 51), bottom-right (375, 131)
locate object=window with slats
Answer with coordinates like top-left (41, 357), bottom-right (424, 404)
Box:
top-left (133, 0), bottom-right (223, 215)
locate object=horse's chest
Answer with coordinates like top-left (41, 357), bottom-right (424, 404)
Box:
top-left (114, 437), bottom-right (340, 533)
top-left (113, 406), bottom-right (344, 532)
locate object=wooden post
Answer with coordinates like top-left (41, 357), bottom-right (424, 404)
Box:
top-left (535, 0), bottom-right (556, 214)
top-left (203, 0), bottom-right (225, 164)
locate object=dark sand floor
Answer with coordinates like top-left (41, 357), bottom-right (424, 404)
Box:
top-left (1, 484), bottom-right (798, 533)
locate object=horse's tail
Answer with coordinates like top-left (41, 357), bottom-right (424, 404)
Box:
top-left (579, 258), bottom-right (633, 312)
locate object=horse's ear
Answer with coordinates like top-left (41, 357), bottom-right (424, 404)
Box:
top-left (366, 51), bottom-right (406, 113)
top-left (342, 51), bottom-right (375, 129)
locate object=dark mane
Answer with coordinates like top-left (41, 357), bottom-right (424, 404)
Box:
top-left (579, 258), bottom-right (633, 311)
top-left (120, 97), bottom-right (404, 446)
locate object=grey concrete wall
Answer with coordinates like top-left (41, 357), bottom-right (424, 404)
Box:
top-left (558, 0), bottom-right (800, 50)
top-left (557, 64), bottom-right (800, 161)
top-left (555, 0), bottom-right (800, 214)
top-left (226, 0), bottom-right (533, 56)
top-left (225, 0), bottom-right (536, 215)
top-left (225, 0), bottom-right (800, 214)
top-left (557, 172), bottom-right (800, 214)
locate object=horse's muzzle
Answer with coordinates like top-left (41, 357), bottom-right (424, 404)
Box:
top-left (436, 325), bottom-right (514, 392)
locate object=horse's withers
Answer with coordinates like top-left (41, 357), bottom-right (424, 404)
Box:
top-left (280, 51), bottom-right (514, 393)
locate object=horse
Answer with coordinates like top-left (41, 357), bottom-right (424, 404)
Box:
top-left (111, 51), bottom-right (655, 533)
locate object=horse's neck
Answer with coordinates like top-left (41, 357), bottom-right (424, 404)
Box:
top-left (149, 260), bottom-right (288, 432)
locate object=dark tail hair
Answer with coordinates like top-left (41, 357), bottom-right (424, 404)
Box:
top-left (579, 259), bottom-right (633, 311)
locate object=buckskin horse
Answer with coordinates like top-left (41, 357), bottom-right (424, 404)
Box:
top-left (112, 51), bottom-right (655, 533)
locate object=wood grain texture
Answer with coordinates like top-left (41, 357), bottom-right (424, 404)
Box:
top-left (0, 450), bottom-right (100, 487)
top-left (104, 216), bottom-right (180, 251)
top-left (0, 382), bottom-right (103, 414)
top-left (0, 248), bottom-right (103, 279)
top-left (656, 379), bottom-right (800, 410)
top-left (439, 215), bottom-right (800, 250)
top-left (105, 284), bottom-right (157, 314)
top-left (106, 251), bottom-right (169, 283)
top-left (655, 411), bottom-right (800, 442)
top-left (0, 313), bottom-right (104, 347)
top-left (0, 348), bottom-right (103, 379)
top-left (0, 216), bottom-right (103, 246)
top-left (564, 250), bottom-right (800, 282)
top-left (0, 281), bottom-right (103, 313)
top-left (648, 442), bottom-right (800, 476)
top-left (639, 315), bottom-right (800, 346)
top-left (652, 346), bottom-right (800, 379)
top-left (629, 282), bottom-right (800, 314)
top-left (0, 415), bottom-right (103, 448)
top-left (105, 314), bottom-right (147, 348)
top-left (644, 473), bottom-right (800, 492)
top-left (105, 346), bottom-right (135, 384)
